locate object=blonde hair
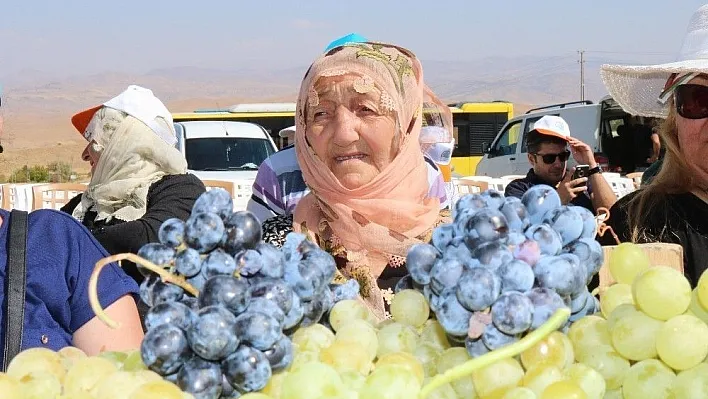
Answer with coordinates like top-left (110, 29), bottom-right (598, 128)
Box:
top-left (627, 101), bottom-right (694, 241)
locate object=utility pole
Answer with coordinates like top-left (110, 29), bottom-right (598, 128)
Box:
top-left (578, 50), bottom-right (586, 101)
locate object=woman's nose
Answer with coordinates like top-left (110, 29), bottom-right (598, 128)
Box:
top-left (330, 106), bottom-right (360, 146)
top-left (81, 145), bottom-right (91, 162)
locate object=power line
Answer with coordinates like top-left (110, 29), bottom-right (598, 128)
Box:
top-left (579, 50), bottom-right (585, 101)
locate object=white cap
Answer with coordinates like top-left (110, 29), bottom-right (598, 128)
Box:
top-left (531, 115), bottom-right (571, 141)
top-left (72, 85), bottom-right (176, 146)
top-left (279, 125), bottom-right (296, 138)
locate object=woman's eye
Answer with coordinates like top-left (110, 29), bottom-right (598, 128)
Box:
top-left (359, 105), bottom-right (377, 114)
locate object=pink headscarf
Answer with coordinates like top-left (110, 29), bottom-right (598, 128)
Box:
top-left (292, 42), bottom-right (444, 318)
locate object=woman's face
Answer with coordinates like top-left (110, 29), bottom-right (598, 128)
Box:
top-left (81, 141), bottom-right (101, 173)
top-left (677, 75), bottom-right (708, 187)
top-left (305, 74), bottom-right (398, 190)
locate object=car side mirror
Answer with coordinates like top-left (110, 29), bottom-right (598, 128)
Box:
top-left (481, 142), bottom-right (489, 154)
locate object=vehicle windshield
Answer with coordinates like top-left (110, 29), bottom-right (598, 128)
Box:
top-left (185, 137), bottom-right (275, 171)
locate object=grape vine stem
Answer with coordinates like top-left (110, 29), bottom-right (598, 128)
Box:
top-left (89, 253), bottom-right (200, 329)
top-left (418, 308), bottom-right (571, 399)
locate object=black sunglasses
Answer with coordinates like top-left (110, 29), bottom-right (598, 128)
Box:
top-left (675, 84), bottom-right (708, 119)
top-left (533, 151), bottom-right (570, 164)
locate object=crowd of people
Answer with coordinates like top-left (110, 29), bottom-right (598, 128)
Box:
top-left (0, 3), bottom-right (707, 364)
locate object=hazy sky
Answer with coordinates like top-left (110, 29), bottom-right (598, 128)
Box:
top-left (0, 0), bottom-right (705, 78)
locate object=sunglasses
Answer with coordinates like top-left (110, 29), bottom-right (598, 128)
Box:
top-left (533, 151), bottom-right (570, 164)
top-left (675, 84), bottom-right (708, 119)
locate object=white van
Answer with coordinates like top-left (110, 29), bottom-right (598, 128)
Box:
top-left (475, 97), bottom-right (653, 177)
top-left (173, 120), bottom-right (278, 209)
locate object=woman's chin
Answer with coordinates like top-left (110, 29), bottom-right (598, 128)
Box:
top-left (335, 172), bottom-right (376, 190)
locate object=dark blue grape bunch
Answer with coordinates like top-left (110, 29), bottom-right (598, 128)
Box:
top-left (133, 188), bottom-right (360, 398)
top-left (401, 186), bottom-right (604, 359)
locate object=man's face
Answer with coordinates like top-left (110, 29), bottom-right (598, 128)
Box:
top-left (528, 141), bottom-right (569, 185)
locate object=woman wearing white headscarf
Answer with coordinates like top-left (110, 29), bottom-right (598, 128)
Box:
top-left (62, 86), bottom-right (206, 283)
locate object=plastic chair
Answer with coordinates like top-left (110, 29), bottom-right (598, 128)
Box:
top-left (201, 180), bottom-right (235, 196)
top-left (454, 179), bottom-right (489, 195)
top-left (32, 183), bottom-right (87, 210)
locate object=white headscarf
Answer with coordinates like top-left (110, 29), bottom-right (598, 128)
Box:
top-left (72, 107), bottom-right (188, 222)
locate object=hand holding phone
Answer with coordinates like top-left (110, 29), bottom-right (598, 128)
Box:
top-left (572, 164), bottom-right (591, 181)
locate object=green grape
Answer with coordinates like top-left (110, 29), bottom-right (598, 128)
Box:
top-left (501, 387), bottom-right (537, 399)
top-left (291, 324), bottom-right (336, 353)
top-left (671, 363), bottom-right (708, 398)
top-left (567, 316), bottom-right (611, 361)
top-left (520, 331), bottom-right (574, 371)
top-left (376, 352), bottom-right (425, 384)
top-left (90, 370), bottom-right (146, 399)
top-left (606, 303), bottom-right (637, 330)
top-left (521, 365), bottom-right (564, 397)
top-left (240, 394), bottom-right (274, 399)
top-left (128, 381), bottom-right (185, 399)
top-left (122, 350), bottom-right (147, 372)
top-left (134, 370), bottom-right (163, 384)
top-left (540, 380), bottom-right (588, 399)
top-left (319, 341), bottom-right (372, 375)
top-left (335, 319), bottom-right (379, 361)
top-left (471, 358), bottom-right (524, 398)
top-left (600, 284), bottom-right (634, 318)
top-left (578, 348), bottom-right (630, 390)
top-left (632, 266), bottom-right (691, 321)
top-left (376, 322), bottom-right (419, 358)
top-left (603, 389), bottom-right (622, 399)
top-left (17, 371), bottom-right (62, 399)
top-left (0, 374), bottom-right (23, 399)
top-left (564, 363), bottom-right (606, 399)
top-left (98, 351), bottom-right (129, 368)
top-left (262, 371), bottom-right (288, 398)
top-left (328, 300), bottom-right (376, 332)
top-left (689, 288), bottom-right (708, 324)
top-left (58, 347), bottom-right (87, 370)
top-left (424, 382), bottom-right (458, 399)
top-left (57, 392), bottom-right (96, 399)
top-left (358, 364), bottom-right (422, 399)
top-left (608, 242), bottom-right (650, 285)
top-left (437, 347), bottom-right (477, 398)
top-left (281, 362), bottom-right (346, 399)
top-left (339, 371), bottom-right (366, 392)
top-left (610, 310), bottom-right (663, 361)
top-left (621, 359), bottom-right (675, 399)
top-left (420, 319), bottom-right (451, 350)
top-left (289, 350), bottom-right (321, 371)
top-left (656, 314), bottom-right (708, 371)
top-left (390, 289), bottom-right (430, 328)
top-left (413, 343), bottom-right (443, 377)
top-left (697, 271), bottom-right (708, 310)
top-left (64, 356), bottom-right (118, 395)
top-left (6, 347), bottom-right (66, 383)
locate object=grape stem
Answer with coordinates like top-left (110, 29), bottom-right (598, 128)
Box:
top-left (418, 308), bottom-right (571, 399)
top-left (88, 253), bottom-right (200, 329)
top-left (595, 207), bottom-right (621, 245)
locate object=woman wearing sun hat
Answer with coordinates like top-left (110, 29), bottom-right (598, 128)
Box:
top-left (599, 4), bottom-right (708, 286)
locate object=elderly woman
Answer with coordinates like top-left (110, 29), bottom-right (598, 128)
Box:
top-left (262, 42), bottom-right (451, 318)
top-left (62, 85), bottom-right (206, 284)
top-left (599, 4), bottom-right (708, 286)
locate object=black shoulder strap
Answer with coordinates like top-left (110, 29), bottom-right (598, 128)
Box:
top-left (3, 210), bottom-right (28, 371)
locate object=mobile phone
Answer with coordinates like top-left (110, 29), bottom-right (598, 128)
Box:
top-left (572, 165), bottom-right (590, 184)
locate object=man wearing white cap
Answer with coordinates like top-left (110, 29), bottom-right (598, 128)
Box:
top-left (505, 115), bottom-right (616, 213)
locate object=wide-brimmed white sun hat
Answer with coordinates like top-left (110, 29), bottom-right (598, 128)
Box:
top-left (601, 4), bottom-right (708, 118)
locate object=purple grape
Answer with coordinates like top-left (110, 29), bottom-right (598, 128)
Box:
top-left (255, 242), bottom-right (285, 278)
top-left (198, 275), bottom-right (250, 315)
top-left (491, 291), bottom-right (534, 335)
top-left (464, 208), bottom-right (509, 249)
top-left (234, 249), bottom-right (264, 277)
top-left (525, 224), bottom-right (562, 256)
top-left (482, 323), bottom-right (519, 350)
top-left (158, 218), bottom-right (186, 248)
top-left (137, 243), bottom-right (175, 277)
top-left (187, 270), bottom-right (208, 293)
top-left (141, 324), bottom-right (192, 375)
top-left (521, 185), bottom-right (562, 225)
top-left (572, 206), bottom-right (598, 239)
top-left (152, 281), bottom-right (185, 305)
top-left (175, 247), bottom-right (201, 278)
top-left (564, 238), bottom-right (604, 283)
top-left (472, 240), bottom-right (513, 270)
top-left (203, 249), bottom-right (237, 278)
top-left (454, 193), bottom-right (487, 218)
top-left (465, 336), bottom-right (491, 358)
top-left (139, 275), bottom-right (159, 306)
top-left (526, 287), bottom-right (568, 329)
top-left (432, 223), bottom-right (455, 251)
top-left (263, 335), bottom-right (294, 372)
top-left (406, 243), bottom-right (440, 285)
top-left (282, 290), bottom-right (304, 331)
top-left (234, 312), bottom-right (281, 351)
top-left (188, 306), bottom-right (240, 361)
top-left (193, 188), bottom-right (234, 220)
top-left (246, 297), bottom-right (285, 323)
top-left (333, 279), bottom-right (361, 301)
top-left (480, 189), bottom-right (505, 209)
top-left (185, 212), bottom-right (225, 253)
top-left (177, 356), bottom-right (223, 399)
top-left (302, 249), bottom-right (337, 284)
top-left (557, 253), bottom-right (588, 296)
top-left (145, 301), bottom-right (196, 331)
top-left (457, 267), bottom-right (501, 312)
top-left (430, 258), bottom-right (465, 295)
top-left (498, 259), bottom-right (535, 293)
top-left (222, 211), bottom-right (262, 255)
top-left (435, 290), bottom-right (473, 337)
top-left (534, 256), bottom-right (581, 296)
top-left (300, 295), bottom-right (328, 327)
top-left (249, 279), bottom-right (294, 313)
top-left (505, 232), bottom-right (527, 246)
top-left (543, 206), bottom-right (584, 246)
top-left (222, 345), bottom-right (272, 393)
